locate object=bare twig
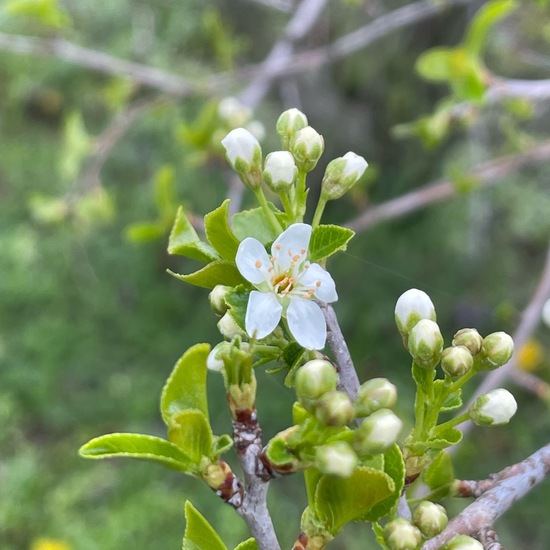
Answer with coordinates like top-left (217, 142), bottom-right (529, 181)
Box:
top-left (488, 76), bottom-right (550, 102)
top-left (478, 526), bottom-right (504, 550)
top-left (345, 139), bottom-right (550, 233)
top-left (421, 441), bottom-right (550, 549)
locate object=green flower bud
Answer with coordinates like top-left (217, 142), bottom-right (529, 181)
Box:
top-left (209, 284), bottom-right (232, 315)
top-left (383, 518), bottom-right (422, 550)
top-left (354, 378), bottom-right (397, 417)
top-left (408, 319), bottom-right (444, 369)
top-left (315, 391), bottom-right (354, 426)
top-left (263, 151), bottom-right (297, 192)
top-left (412, 501), bottom-right (448, 538)
top-left (320, 152), bottom-right (368, 200)
top-left (353, 408), bottom-right (402, 456)
top-left (276, 108), bottom-right (308, 149)
top-left (443, 535), bottom-right (483, 550)
top-left (452, 328), bottom-right (483, 355)
top-left (469, 388), bottom-right (517, 426)
top-left (478, 331), bottom-right (514, 370)
top-left (290, 126), bottom-right (324, 172)
top-left (295, 359), bottom-right (338, 402)
top-left (395, 288), bottom-right (437, 339)
top-left (440, 346), bottom-right (473, 378)
top-left (221, 128), bottom-right (263, 189)
top-left (217, 313), bottom-right (247, 340)
top-left (315, 441), bottom-right (358, 477)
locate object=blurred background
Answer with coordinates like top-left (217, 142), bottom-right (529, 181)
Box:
top-left (1, 0), bottom-right (550, 548)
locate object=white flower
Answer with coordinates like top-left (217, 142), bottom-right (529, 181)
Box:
top-left (263, 151), bottom-right (297, 191)
top-left (235, 223), bottom-right (337, 350)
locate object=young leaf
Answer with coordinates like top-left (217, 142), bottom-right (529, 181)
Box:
top-left (183, 501), bottom-right (227, 550)
top-left (308, 225), bottom-right (354, 263)
top-left (265, 437), bottom-right (298, 468)
top-left (168, 261), bottom-right (246, 289)
top-left (168, 206), bottom-right (220, 262)
top-left (412, 363), bottom-right (435, 394)
top-left (372, 522), bottom-right (391, 550)
top-left (154, 165), bottom-right (177, 217)
top-left (424, 450), bottom-right (455, 495)
top-left (233, 539), bottom-right (258, 550)
top-left (79, 433), bottom-right (192, 472)
top-left (314, 467), bottom-right (395, 534)
top-left (161, 343), bottom-right (210, 424)
top-left (5, 0), bottom-right (72, 28)
top-left (168, 409), bottom-right (213, 464)
top-left (204, 199), bottom-right (241, 262)
top-left (304, 467), bottom-right (323, 512)
top-left (427, 427), bottom-right (463, 450)
top-left (212, 434), bottom-right (234, 458)
top-left (232, 205), bottom-right (280, 244)
top-left (416, 47), bottom-right (455, 82)
top-left (225, 286), bottom-right (250, 330)
top-left (125, 222), bottom-right (165, 243)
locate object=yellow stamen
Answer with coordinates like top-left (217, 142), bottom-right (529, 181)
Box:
top-left (255, 260), bottom-right (262, 268)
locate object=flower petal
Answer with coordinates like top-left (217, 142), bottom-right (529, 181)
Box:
top-left (299, 263), bottom-right (338, 303)
top-left (236, 238), bottom-right (272, 285)
top-left (287, 298), bottom-right (327, 350)
top-left (271, 223), bottom-right (311, 272)
top-left (245, 291), bottom-right (282, 339)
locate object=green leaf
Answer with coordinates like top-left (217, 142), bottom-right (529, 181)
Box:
top-left (168, 409), bottom-right (213, 464)
top-left (308, 225), bottom-right (355, 263)
top-left (282, 342), bottom-right (306, 386)
top-left (79, 433), bottom-right (193, 472)
top-left (168, 261), bottom-right (246, 289)
top-left (464, 0), bottom-right (518, 57)
top-left (154, 165), bottom-right (177, 217)
top-left (234, 539), bottom-right (258, 550)
top-left (224, 285), bottom-right (250, 330)
top-left (212, 434), bottom-right (233, 458)
top-left (204, 200), bottom-right (241, 262)
top-left (232, 206), bottom-right (279, 244)
top-left (433, 380), bottom-right (463, 411)
top-left (125, 222), bottom-right (165, 243)
top-left (4, 0), bottom-right (72, 28)
top-left (427, 427), bottom-right (463, 450)
top-left (412, 363), bottom-right (435, 394)
top-left (305, 467), bottom-right (324, 512)
top-left (168, 207), bottom-right (220, 262)
top-left (372, 522), bottom-right (391, 550)
top-left (362, 444), bottom-right (405, 522)
top-left (183, 501), bottom-right (227, 550)
top-left (315, 467), bottom-right (395, 534)
top-left (424, 450), bottom-right (455, 493)
top-left (265, 437), bottom-right (298, 468)
top-left (60, 111), bottom-right (91, 181)
top-left (416, 47), bottom-right (455, 82)
top-left (161, 343), bottom-right (210, 424)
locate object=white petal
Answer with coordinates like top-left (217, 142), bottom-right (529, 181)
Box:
top-left (236, 238), bottom-right (271, 285)
top-left (271, 223), bottom-right (311, 272)
top-left (245, 291), bottom-right (282, 339)
top-left (287, 298), bottom-right (327, 350)
top-left (299, 263), bottom-right (338, 303)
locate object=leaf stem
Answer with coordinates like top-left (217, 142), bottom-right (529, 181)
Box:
top-left (433, 412), bottom-right (470, 436)
top-left (254, 187), bottom-right (284, 234)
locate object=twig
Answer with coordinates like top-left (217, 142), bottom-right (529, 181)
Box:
top-left (345, 139), bottom-right (550, 233)
top-left (478, 527), bottom-right (504, 550)
top-left (421, 441), bottom-right (550, 549)
top-left (488, 76), bottom-right (550, 102)
top-left (244, 0), bottom-right (294, 13)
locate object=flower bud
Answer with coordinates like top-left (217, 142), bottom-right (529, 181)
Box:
top-left (395, 288), bottom-right (436, 338)
top-left (294, 359), bottom-right (338, 401)
top-left (478, 331), bottom-right (514, 370)
top-left (469, 388), bottom-right (517, 426)
top-left (440, 346), bottom-right (473, 378)
top-left (263, 151), bottom-right (297, 192)
top-left (290, 126), bottom-right (324, 172)
top-left (412, 501), bottom-right (448, 538)
top-left (218, 97), bottom-right (252, 127)
top-left (276, 108), bottom-right (308, 149)
top-left (542, 298), bottom-right (550, 328)
top-left (444, 535), bottom-right (483, 550)
top-left (315, 441), bottom-right (358, 477)
top-left (209, 284), bottom-right (231, 315)
top-left (354, 378), bottom-right (397, 417)
top-left (207, 342), bottom-right (231, 372)
top-left (408, 319), bottom-right (444, 369)
top-left (315, 391), bottom-right (354, 426)
top-left (221, 128), bottom-right (262, 189)
top-left (383, 518), bottom-right (422, 550)
top-left (320, 152), bottom-right (368, 201)
top-left (217, 313), bottom-right (247, 340)
top-left (452, 328), bottom-right (483, 355)
top-left (353, 408), bottom-right (402, 456)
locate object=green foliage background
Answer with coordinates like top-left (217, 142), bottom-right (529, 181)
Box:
top-left (1, 0), bottom-right (550, 548)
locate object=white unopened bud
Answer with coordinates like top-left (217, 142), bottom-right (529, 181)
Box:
top-left (207, 342), bottom-right (231, 372)
top-left (315, 391), bottom-right (354, 426)
top-left (290, 126), bottom-right (324, 172)
top-left (412, 501), bottom-right (448, 538)
top-left (221, 128), bottom-right (262, 189)
top-left (408, 319), bottom-right (444, 369)
top-left (355, 378), bottom-right (397, 417)
top-left (209, 284), bottom-right (231, 315)
top-left (440, 346), bottom-right (473, 378)
top-left (315, 441), bottom-right (358, 477)
top-left (321, 152), bottom-right (368, 200)
top-left (218, 97), bottom-right (252, 127)
top-left (217, 313), bottom-right (247, 340)
top-left (452, 328), bottom-right (483, 355)
top-left (542, 298), bottom-right (550, 328)
top-left (295, 359), bottom-right (338, 402)
top-left (383, 518), bottom-right (422, 550)
top-left (395, 288), bottom-right (437, 338)
top-left (353, 408), bottom-right (402, 456)
top-left (276, 108), bottom-right (308, 149)
top-left (444, 535), bottom-right (483, 550)
top-left (479, 331), bottom-right (514, 370)
top-left (469, 388), bottom-right (517, 426)
top-left (263, 151), bottom-right (297, 192)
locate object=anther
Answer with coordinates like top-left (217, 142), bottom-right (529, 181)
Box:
top-left (255, 260), bottom-right (262, 268)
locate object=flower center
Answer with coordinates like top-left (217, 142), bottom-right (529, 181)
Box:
top-left (272, 273), bottom-right (294, 295)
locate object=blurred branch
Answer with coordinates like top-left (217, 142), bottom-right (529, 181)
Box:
top-left (345, 139), bottom-right (550, 233)
top-left (422, 441), bottom-right (550, 550)
top-left (488, 75), bottom-right (550, 102)
top-left (244, 0), bottom-right (294, 12)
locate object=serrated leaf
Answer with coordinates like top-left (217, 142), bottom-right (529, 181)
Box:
top-left (424, 450), bottom-right (455, 492)
top-left (79, 433), bottom-right (192, 472)
top-left (433, 380), bottom-right (463, 411)
top-left (168, 260), bottom-right (246, 289)
top-left (315, 467), bottom-right (395, 534)
top-left (168, 206), bottom-right (220, 262)
top-left (212, 434), bottom-right (233, 457)
top-left (168, 409), bottom-right (213, 464)
top-left (204, 200), bottom-right (241, 262)
top-left (427, 427), bottom-right (463, 450)
top-left (234, 539), bottom-right (258, 550)
top-left (224, 286), bottom-right (249, 330)
top-left (154, 165), bottom-right (177, 216)
top-left (308, 225), bottom-right (354, 263)
top-left (183, 501), bottom-right (227, 550)
top-left (161, 344), bottom-right (210, 425)
top-left (232, 206), bottom-right (279, 244)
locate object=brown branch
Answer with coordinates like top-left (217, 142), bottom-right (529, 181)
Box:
top-left (478, 527), bottom-right (504, 550)
top-left (421, 441), bottom-right (550, 549)
top-left (345, 139), bottom-right (550, 233)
